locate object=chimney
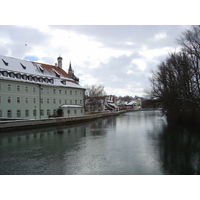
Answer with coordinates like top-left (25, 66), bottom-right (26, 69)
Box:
top-left (57, 56), bottom-right (63, 69)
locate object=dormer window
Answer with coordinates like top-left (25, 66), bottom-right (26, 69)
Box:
top-left (2, 59), bottom-right (8, 66)
top-left (16, 73), bottom-right (21, 79)
top-left (28, 75), bottom-right (33, 81)
top-left (22, 74), bottom-right (27, 80)
top-left (2, 71), bottom-right (8, 77)
top-left (49, 79), bottom-right (54, 84)
top-left (38, 66), bottom-right (44, 73)
top-left (52, 69), bottom-right (60, 77)
top-left (32, 76), bottom-right (38, 82)
top-left (44, 78), bottom-right (48, 83)
top-left (9, 72), bottom-right (15, 78)
top-left (39, 77), bottom-right (43, 82)
top-left (20, 63), bottom-right (26, 69)
top-left (61, 80), bottom-right (66, 85)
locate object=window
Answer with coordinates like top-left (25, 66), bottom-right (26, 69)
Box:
top-left (70, 100), bottom-right (72, 104)
top-left (25, 86), bottom-right (29, 92)
top-left (8, 97), bottom-right (11, 103)
top-left (53, 109), bottom-right (56, 115)
top-left (25, 98), bottom-right (29, 104)
top-left (53, 99), bottom-right (56, 104)
top-left (49, 79), bottom-right (54, 84)
top-left (41, 98), bottom-right (43, 104)
top-left (17, 85), bottom-right (20, 92)
top-left (40, 110), bottom-right (44, 116)
top-left (39, 77), bottom-right (43, 82)
top-left (9, 72), bottom-right (15, 78)
top-left (22, 74), bottom-right (27, 80)
top-left (33, 77), bottom-right (38, 82)
top-left (7, 110), bottom-right (12, 117)
top-left (40, 88), bottom-right (43, 94)
top-left (70, 91), bottom-right (72, 95)
top-left (17, 110), bottom-right (21, 117)
top-left (17, 97), bottom-right (20, 103)
top-left (8, 84), bottom-right (11, 91)
top-left (33, 98), bottom-right (36, 104)
top-left (53, 89), bottom-right (56, 94)
top-left (44, 78), bottom-right (48, 83)
top-left (2, 71), bottom-right (8, 77)
top-left (0, 110), bottom-right (2, 117)
top-left (75, 91), bottom-right (77, 95)
top-left (16, 74), bottom-right (21, 79)
top-left (2, 59), bottom-right (8, 66)
top-left (38, 66), bottom-right (44, 73)
top-left (65, 99), bottom-right (67, 104)
top-left (47, 110), bottom-right (50, 116)
top-left (33, 110), bottom-right (37, 117)
top-left (61, 80), bottom-right (66, 85)
top-left (47, 99), bottom-right (50, 104)
top-left (65, 90), bottom-right (67, 95)
top-left (74, 110), bottom-right (77, 114)
top-left (80, 100), bottom-right (82, 104)
top-left (75, 100), bottom-right (77, 104)
top-left (59, 99), bottom-right (62, 104)
top-left (47, 88), bottom-right (49, 94)
top-left (28, 76), bottom-right (32, 81)
top-left (59, 90), bottom-right (62, 94)
top-left (25, 110), bottom-right (29, 117)
top-left (81, 109), bottom-right (83, 114)
top-left (20, 63), bottom-right (26, 69)
top-left (33, 87), bottom-right (36, 93)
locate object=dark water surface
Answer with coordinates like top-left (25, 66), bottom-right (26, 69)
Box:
top-left (0, 110), bottom-right (199, 175)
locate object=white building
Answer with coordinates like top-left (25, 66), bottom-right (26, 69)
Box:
top-left (0, 55), bottom-right (85, 119)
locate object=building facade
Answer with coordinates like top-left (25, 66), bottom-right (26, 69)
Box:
top-left (0, 55), bottom-right (85, 119)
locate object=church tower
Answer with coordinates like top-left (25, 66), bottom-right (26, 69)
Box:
top-left (68, 62), bottom-right (74, 77)
top-left (68, 62), bottom-right (79, 82)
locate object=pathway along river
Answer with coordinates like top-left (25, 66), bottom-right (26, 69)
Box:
top-left (0, 110), bottom-right (200, 175)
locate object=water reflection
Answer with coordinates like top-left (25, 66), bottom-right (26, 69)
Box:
top-left (149, 124), bottom-right (200, 175)
top-left (0, 111), bottom-right (199, 175)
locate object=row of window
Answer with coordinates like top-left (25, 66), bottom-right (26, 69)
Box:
top-left (0, 70), bottom-right (54, 84)
top-left (0, 96), bottom-right (82, 105)
top-left (0, 83), bottom-right (83, 95)
top-left (0, 109), bottom-right (83, 118)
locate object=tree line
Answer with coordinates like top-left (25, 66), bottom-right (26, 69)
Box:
top-left (149, 25), bottom-right (200, 125)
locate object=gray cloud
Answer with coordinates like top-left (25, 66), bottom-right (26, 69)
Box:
top-left (0, 25), bottom-right (192, 96)
top-left (0, 26), bottom-right (50, 58)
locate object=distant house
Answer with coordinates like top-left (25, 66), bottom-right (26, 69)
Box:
top-left (124, 100), bottom-right (138, 109)
top-left (117, 96), bottom-right (142, 110)
top-left (0, 55), bottom-right (85, 119)
top-left (105, 96), bottom-right (119, 111)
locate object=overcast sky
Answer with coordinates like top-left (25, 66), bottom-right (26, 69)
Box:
top-left (0, 25), bottom-right (192, 97)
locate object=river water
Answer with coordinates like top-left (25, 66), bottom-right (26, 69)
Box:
top-left (0, 110), bottom-right (199, 175)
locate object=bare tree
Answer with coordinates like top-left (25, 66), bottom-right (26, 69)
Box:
top-left (85, 85), bottom-right (106, 113)
top-left (150, 39), bottom-right (200, 124)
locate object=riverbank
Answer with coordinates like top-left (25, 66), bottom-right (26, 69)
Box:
top-left (0, 110), bottom-right (126, 132)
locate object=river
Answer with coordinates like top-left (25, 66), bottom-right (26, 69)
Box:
top-left (0, 110), bottom-right (199, 175)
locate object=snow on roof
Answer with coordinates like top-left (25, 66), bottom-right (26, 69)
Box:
top-left (0, 55), bottom-right (84, 89)
top-left (60, 105), bottom-right (83, 108)
top-left (107, 102), bottom-right (118, 108)
top-left (126, 100), bottom-right (137, 105)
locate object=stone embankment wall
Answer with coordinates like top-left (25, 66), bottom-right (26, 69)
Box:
top-left (0, 111), bottom-right (126, 131)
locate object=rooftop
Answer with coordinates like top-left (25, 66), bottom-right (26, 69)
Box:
top-left (0, 55), bottom-right (83, 89)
